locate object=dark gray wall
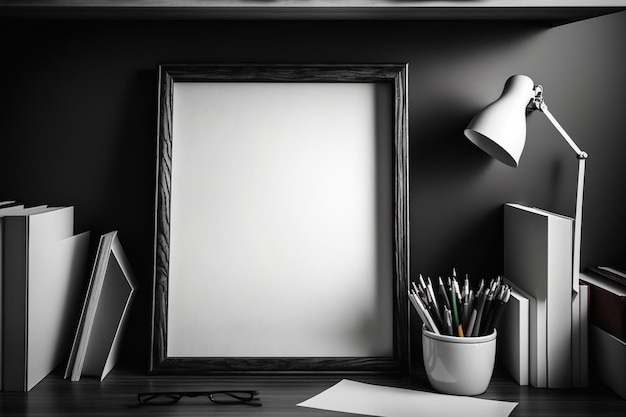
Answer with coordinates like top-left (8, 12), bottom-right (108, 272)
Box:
top-left (1, 12), bottom-right (625, 370)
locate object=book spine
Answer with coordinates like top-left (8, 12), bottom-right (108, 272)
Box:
top-left (590, 267), bottom-right (626, 286)
top-left (2, 216), bottom-right (28, 391)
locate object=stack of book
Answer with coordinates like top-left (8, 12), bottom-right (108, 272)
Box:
top-left (501, 203), bottom-right (589, 388)
top-left (580, 267), bottom-right (626, 400)
top-left (0, 201), bottom-right (90, 392)
top-left (1, 201), bottom-right (136, 390)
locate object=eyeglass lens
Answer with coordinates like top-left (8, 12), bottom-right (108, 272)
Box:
top-left (137, 390), bottom-right (260, 406)
top-left (137, 393), bottom-right (183, 405)
top-left (210, 391), bottom-right (258, 404)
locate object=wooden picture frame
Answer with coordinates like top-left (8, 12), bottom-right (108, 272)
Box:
top-left (151, 63), bottom-right (409, 374)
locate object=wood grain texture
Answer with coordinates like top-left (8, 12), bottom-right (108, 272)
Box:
top-left (151, 63), bottom-right (410, 375)
top-left (2, 367), bottom-right (626, 416)
top-left (151, 68), bottom-right (173, 373)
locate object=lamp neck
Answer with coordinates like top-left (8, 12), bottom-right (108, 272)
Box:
top-left (530, 85), bottom-right (545, 110)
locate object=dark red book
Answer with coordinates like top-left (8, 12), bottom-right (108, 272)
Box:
top-left (580, 271), bottom-right (626, 343)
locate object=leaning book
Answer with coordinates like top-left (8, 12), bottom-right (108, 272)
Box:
top-left (65, 231), bottom-right (136, 382)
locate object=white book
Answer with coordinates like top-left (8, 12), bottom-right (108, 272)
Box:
top-left (1, 205), bottom-right (57, 392)
top-left (571, 284), bottom-right (580, 387)
top-left (65, 231), bottom-right (136, 382)
top-left (498, 279), bottom-right (530, 386)
top-left (504, 203), bottom-right (573, 388)
top-left (570, 279), bottom-right (591, 388)
top-left (579, 283), bottom-right (589, 387)
top-left (2, 206), bottom-right (91, 391)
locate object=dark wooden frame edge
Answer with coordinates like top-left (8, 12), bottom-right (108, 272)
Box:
top-left (150, 63), bottom-right (410, 374)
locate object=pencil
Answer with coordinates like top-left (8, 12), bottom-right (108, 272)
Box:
top-left (466, 309), bottom-right (478, 336)
top-left (408, 290), bottom-right (440, 334)
top-left (450, 282), bottom-right (462, 336)
top-left (472, 288), bottom-right (490, 337)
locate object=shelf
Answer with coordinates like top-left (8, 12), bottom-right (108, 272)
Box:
top-left (1, 0), bottom-right (626, 23)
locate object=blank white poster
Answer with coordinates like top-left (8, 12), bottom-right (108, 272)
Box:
top-left (166, 82), bottom-right (394, 358)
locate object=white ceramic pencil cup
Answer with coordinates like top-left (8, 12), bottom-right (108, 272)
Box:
top-left (422, 325), bottom-right (497, 396)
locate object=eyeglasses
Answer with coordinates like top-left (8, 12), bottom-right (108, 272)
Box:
top-left (137, 390), bottom-right (261, 406)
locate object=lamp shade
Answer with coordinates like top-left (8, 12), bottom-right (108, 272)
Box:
top-left (464, 75), bottom-right (536, 167)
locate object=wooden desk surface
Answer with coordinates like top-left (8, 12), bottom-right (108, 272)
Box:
top-left (1, 366), bottom-right (625, 416)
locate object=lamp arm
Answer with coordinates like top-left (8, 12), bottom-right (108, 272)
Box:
top-left (536, 101), bottom-right (589, 160)
top-left (535, 99), bottom-right (587, 291)
top-left (572, 157), bottom-right (585, 291)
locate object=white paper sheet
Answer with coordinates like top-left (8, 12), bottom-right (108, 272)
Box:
top-left (297, 379), bottom-right (518, 417)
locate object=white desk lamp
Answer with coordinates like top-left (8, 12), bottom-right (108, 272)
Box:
top-left (464, 74), bottom-right (588, 291)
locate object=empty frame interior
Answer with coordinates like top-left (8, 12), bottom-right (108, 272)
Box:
top-left (152, 64), bottom-right (409, 373)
